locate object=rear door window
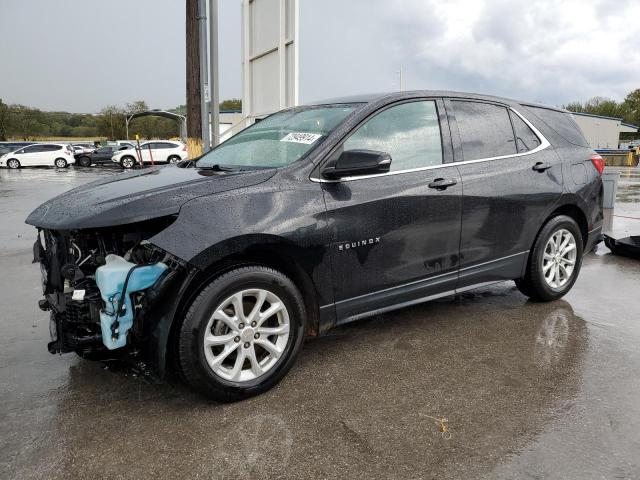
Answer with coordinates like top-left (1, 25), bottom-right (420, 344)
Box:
top-left (343, 100), bottom-right (443, 171)
top-left (509, 111), bottom-right (541, 153)
top-left (452, 101), bottom-right (516, 161)
top-left (24, 145), bottom-right (45, 153)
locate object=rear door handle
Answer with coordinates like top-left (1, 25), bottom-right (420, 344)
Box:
top-left (428, 178), bottom-right (458, 190)
top-left (532, 162), bottom-right (552, 172)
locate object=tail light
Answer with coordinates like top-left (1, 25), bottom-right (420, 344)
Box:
top-left (590, 154), bottom-right (605, 175)
top-left (182, 145), bottom-right (187, 151)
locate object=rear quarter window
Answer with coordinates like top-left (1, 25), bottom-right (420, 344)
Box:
top-left (522, 106), bottom-right (589, 147)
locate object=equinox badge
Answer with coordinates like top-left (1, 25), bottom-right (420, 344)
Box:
top-left (338, 237), bottom-right (381, 251)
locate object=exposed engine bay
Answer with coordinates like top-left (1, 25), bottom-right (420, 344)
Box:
top-left (34, 218), bottom-right (186, 362)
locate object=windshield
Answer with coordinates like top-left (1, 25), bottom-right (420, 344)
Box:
top-left (197, 104), bottom-right (359, 169)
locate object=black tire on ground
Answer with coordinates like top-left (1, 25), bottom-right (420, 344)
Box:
top-left (120, 156), bottom-right (135, 169)
top-left (54, 158), bottom-right (68, 168)
top-left (516, 215), bottom-right (583, 302)
top-left (177, 266), bottom-right (306, 402)
top-left (7, 158), bottom-right (20, 169)
top-left (77, 156), bottom-right (91, 167)
top-left (168, 155), bottom-right (181, 164)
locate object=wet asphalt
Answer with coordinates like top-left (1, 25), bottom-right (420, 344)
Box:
top-left (1, 166), bottom-right (639, 480)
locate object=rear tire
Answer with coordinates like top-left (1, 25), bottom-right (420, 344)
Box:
top-left (177, 266), bottom-right (306, 402)
top-left (516, 215), bottom-right (583, 302)
top-left (7, 159), bottom-right (20, 169)
top-left (54, 158), bottom-right (68, 168)
top-left (168, 155), bottom-right (181, 164)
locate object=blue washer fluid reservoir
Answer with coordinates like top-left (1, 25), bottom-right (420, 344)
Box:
top-left (95, 254), bottom-right (168, 350)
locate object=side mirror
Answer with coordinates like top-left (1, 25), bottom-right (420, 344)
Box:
top-left (321, 149), bottom-right (392, 179)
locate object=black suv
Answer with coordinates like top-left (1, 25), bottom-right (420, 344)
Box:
top-left (75, 145), bottom-right (132, 167)
top-left (26, 91), bottom-right (603, 401)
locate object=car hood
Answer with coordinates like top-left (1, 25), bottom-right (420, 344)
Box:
top-left (25, 165), bottom-right (277, 229)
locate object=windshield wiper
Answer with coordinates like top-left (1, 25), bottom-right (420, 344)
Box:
top-left (196, 164), bottom-right (239, 171)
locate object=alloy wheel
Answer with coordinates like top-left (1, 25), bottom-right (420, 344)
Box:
top-left (203, 288), bottom-right (290, 383)
top-left (121, 157), bottom-right (134, 168)
top-left (7, 159), bottom-right (19, 169)
top-left (54, 158), bottom-right (67, 168)
top-left (542, 228), bottom-right (577, 290)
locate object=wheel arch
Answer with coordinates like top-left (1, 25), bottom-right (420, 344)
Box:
top-left (151, 235), bottom-right (322, 378)
top-left (519, 201), bottom-right (589, 280)
top-left (183, 238), bottom-right (321, 336)
top-left (544, 202), bottom-right (589, 248)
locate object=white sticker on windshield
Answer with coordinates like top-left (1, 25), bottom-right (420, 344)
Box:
top-left (280, 132), bottom-right (322, 145)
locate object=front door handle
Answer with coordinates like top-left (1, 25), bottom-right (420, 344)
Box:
top-left (428, 178), bottom-right (458, 190)
top-left (532, 162), bottom-right (552, 172)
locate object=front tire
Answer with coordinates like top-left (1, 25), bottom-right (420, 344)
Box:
top-left (77, 156), bottom-right (91, 167)
top-left (120, 156), bottom-right (135, 169)
top-left (54, 158), bottom-right (68, 168)
top-left (177, 266), bottom-right (306, 402)
top-left (7, 159), bottom-right (20, 169)
top-left (516, 215), bottom-right (583, 302)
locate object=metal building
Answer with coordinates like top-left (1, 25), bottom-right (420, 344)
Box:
top-left (572, 112), bottom-right (638, 149)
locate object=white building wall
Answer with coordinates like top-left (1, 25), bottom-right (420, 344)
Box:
top-left (573, 115), bottom-right (623, 149)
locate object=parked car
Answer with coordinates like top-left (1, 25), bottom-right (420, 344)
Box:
top-left (1, 143), bottom-right (74, 168)
top-left (0, 141), bottom-right (36, 156)
top-left (111, 141), bottom-right (187, 168)
top-left (75, 145), bottom-right (132, 167)
top-left (26, 91), bottom-right (603, 401)
top-left (72, 143), bottom-right (96, 156)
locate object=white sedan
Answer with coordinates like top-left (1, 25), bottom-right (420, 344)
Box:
top-left (111, 141), bottom-right (188, 168)
top-left (0, 143), bottom-right (74, 169)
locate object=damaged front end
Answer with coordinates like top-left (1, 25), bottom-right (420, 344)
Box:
top-left (33, 218), bottom-right (187, 366)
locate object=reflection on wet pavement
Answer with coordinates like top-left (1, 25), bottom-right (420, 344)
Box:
top-left (609, 166), bottom-right (640, 204)
top-left (1, 167), bottom-right (640, 479)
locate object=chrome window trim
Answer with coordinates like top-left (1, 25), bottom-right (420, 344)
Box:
top-left (310, 106), bottom-right (550, 183)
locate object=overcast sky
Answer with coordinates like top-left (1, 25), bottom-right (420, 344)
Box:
top-left (1, 0), bottom-right (638, 113)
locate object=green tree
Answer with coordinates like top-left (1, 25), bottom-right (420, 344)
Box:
top-left (0, 98), bottom-right (9, 140)
top-left (622, 89), bottom-right (640, 127)
top-left (126, 100), bottom-right (149, 114)
top-left (126, 100), bottom-right (153, 139)
top-left (97, 105), bottom-right (126, 140)
top-left (9, 105), bottom-right (43, 140)
top-left (219, 98), bottom-right (242, 111)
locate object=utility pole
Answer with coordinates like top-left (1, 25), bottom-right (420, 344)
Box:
top-left (209, 0), bottom-right (220, 147)
top-left (198, 0), bottom-right (210, 151)
top-left (186, 0), bottom-right (202, 156)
